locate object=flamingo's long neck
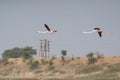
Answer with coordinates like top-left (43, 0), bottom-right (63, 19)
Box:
top-left (104, 31), bottom-right (112, 35)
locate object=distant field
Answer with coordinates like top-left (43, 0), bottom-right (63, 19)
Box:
top-left (0, 56), bottom-right (120, 80)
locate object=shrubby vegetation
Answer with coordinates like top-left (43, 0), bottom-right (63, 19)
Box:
top-left (61, 50), bottom-right (67, 61)
top-left (86, 52), bottom-right (103, 64)
top-left (28, 59), bottom-right (39, 69)
top-left (86, 52), bottom-right (97, 64)
top-left (2, 46), bottom-right (36, 59)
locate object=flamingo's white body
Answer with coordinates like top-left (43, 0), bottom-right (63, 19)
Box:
top-left (37, 24), bottom-right (57, 34)
top-left (82, 28), bottom-right (103, 37)
top-left (83, 30), bottom-right (97, 34)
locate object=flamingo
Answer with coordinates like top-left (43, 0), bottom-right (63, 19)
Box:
top-left (82, 27), bottom-right (103, 37)
top-left (82, 26), bottom-right (113, 38)
top-left (37, 24), bottom-right (57, 34)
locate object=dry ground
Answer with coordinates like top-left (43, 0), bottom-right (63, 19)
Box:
top-left (0, 56), bottom-right (120, 80)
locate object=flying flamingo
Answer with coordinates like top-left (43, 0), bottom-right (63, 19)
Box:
top-left (37, 24), bottom-right (57, 34)
top-left (82, 27), bottom-right (112, 37)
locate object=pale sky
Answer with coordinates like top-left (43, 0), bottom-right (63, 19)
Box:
top-left (0, 0), bottom-right (120, 58)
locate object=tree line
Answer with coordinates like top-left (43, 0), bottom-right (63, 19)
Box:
top-left (2, 46), bottom-right (36, 59)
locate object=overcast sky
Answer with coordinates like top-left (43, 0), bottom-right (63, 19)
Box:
top-left (0, 0), bottom-right (120, 58)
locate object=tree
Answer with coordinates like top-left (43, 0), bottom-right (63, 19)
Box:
top-left (86, 52), bottom-right (96, 64)
top-left (61, 50), bottom-right (67, 56)
top-left (61, 50), bottom-right (67, 61)
top-left (2, 46), bottom-right (36, 59)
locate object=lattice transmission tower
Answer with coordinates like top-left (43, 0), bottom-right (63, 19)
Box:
top-left (39, 39), bottom-right (50, 57)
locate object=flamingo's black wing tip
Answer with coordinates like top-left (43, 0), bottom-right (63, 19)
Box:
top-left (44, 24), bottom-right (47, 26)
top-left (98, 32), bottom-right (102, 38)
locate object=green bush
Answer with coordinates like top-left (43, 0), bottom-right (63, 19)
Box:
top-left (86, 52), bottom-right (96, 64)
top-left (61, 50), bottom-right (67, 56)
top-left (61, 50), bottom-right (67, 61)
top-left (22, 52), bottom-right (32, 59)
top-left (28, 60), bottom-right (39, 69)
top-left (2, 46), bottom-right (36, 59)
